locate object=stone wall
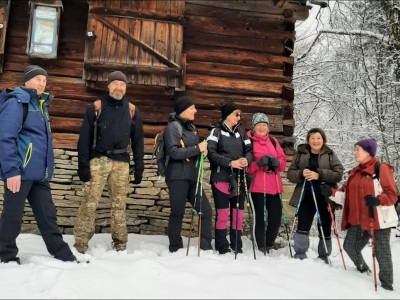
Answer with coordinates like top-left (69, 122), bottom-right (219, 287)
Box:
top-left (0, 149), bottom-right (297, 242)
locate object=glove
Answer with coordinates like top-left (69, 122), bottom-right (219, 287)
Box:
top-left (364, 195), bottom-right (380, 207)
top-left (132, 171), bottom-right (143, 185)
top-left (268, 157), bottom-right (280, 168)
top-left (228, 173), bottom-right (238, 198)
top-left (78, 165), bottom-right (91, 182)
top-left (256, 155), bottom-right (270, 168)
top-left (319, 184), bottom-right (332, 203)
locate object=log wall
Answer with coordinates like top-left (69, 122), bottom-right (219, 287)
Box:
top-left (0, 0), bottom-right (307, 240)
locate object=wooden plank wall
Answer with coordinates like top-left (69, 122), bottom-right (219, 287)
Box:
top-left (0, 0), bottom-right (308, 156)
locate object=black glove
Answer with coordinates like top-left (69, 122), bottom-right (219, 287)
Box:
top-left (228, 173), bottom-right (238, 198)
top-left (78, 165), bottom-right (91, 182)
top-left (364, 195), bottom-right (380, 207)
top-left (256, 155), bottom-right (270, 168)
top-left (268, 157), bottom-right (280, 168)
top-left (319, 184), bottom-right (332, 203)
top-left (132, 171), bottom-right (143, 185)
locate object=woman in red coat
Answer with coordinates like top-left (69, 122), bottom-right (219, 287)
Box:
top-left (328, 138), bottom-right (397, 291)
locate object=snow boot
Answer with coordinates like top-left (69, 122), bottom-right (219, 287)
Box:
top-left (293, 230), bottom-right (309, 260)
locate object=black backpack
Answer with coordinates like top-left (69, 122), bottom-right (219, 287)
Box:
top-left (152, 121), bottom-right (183, 177)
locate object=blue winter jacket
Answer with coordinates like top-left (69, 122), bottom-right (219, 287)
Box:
top-left (0, 87), bottom-right (54, 181)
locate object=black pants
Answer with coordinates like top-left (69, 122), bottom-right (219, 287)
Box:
top-left (344, 226), bottom-right (393, 287)
top-left (166, 179), bottom-right (212, 251)
top-left (251, 193), bottom-right (282, 249)
top-left (212, 185), bottom-right (245, 252)
top-left (0, 180), bottom-right (75, 262)
top-left (297, 190), bottom-right (332, 238)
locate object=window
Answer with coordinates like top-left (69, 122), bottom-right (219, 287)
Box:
top-left (26, 0), bottom-right (63, 59)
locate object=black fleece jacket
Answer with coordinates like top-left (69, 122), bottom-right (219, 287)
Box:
top-left (77, 93), bottom-right (144, 174)
top-left (164, 113), bottom-right (201, 181)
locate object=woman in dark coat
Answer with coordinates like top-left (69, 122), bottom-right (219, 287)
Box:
top-left (207, 102), bottom-right (253, 254)
top-left (164, 96), bottom-right (212, 253)
top-left (287, 128), bottom-right (343, 262)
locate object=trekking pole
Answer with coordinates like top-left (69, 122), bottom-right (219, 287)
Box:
top-left (197, 153), bottom-right (205, 257)
top-left (186, 152), bottom-right (203, 256)
top-left (243, 168), bottom-right (256, 260)
top-left (274, 170), bottom-right (292, 258)
top-left (262, 166), bottom-right (267, 256)
top-left (287, 178), bottom-right (307, 258)
top-left (327, 201), bottom-right (346, 270)
top-left (309, 180), bottom-right (332, 266)
top-left (368, 205), bottom-right (378, 292)
top-left (235, 171), bottom-right (240, 260)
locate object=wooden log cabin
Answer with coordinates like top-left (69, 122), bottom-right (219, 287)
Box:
top-left (0, 0), bottom-right (310, 236)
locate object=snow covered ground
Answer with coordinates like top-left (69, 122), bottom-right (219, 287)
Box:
top-left (0, 231), bottom-right (399, 299)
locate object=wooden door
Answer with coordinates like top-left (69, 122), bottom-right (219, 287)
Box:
top-left (84, 0), bottom-right (185, 88)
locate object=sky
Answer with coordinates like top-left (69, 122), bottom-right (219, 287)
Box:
top-left (0, 229), bottom-right (399, 299)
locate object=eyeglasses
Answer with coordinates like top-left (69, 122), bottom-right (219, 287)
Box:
top-left (235, 113), bottom-right (241, 118)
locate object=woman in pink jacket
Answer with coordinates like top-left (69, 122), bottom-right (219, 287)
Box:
top-left (246, 113), bottom-right (286, 253)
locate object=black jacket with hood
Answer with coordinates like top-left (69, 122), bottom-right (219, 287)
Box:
top-left (77, 93), bottom-right (144, 174)
top-left (206, 120), bottom-right (253, 183)
top-left (164, 113), bottom-right (201, 181)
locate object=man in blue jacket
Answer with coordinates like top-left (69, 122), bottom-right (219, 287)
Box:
top-left (0, 65), bottom-right (76, 264)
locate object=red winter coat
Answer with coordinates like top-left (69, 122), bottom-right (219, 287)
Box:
top-left (246, 131), bottom-right (286, 194)
top-left (335, 158), bottom-right (398, 231)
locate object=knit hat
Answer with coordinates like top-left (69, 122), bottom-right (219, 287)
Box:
top-left (354, 138), bottom-right (377, 157)
top-left (173, 96), bottom-right (194, 116)
top-left (23, 65), bottom-right (47, 83)
top-left (252, 113), bottom-right (269, 127)
top-left (307, 128), bottom-right (328, 143)
top-left (107, 71), bottom-right (127, 85)
top-left (221, 102), bottom-right (239, 120)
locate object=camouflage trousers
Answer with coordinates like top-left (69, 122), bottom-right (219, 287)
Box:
top-left (74, 157), bottom-right (129, 253)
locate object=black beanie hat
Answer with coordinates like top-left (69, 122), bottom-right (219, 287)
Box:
top-left (23, 65), bottom-right (47, 83)
top-left (307, 128), bottom-right (328, 143)
top-left (173, 96), bottom-right (194, 116)
top-left (221, 102), bottom-right (239, 120)
top-left (107, 71), bottom-right (127, 85)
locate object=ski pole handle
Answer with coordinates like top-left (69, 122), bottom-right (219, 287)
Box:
top-left (368, 206), bottom-right (374, 219)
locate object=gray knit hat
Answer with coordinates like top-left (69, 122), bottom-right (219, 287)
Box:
top-left (107, 71), bottom-right (127, 85)
top-left (252, 113), bottom-right (269, 127)
top-left (23, 65), bottom-right (47, 83)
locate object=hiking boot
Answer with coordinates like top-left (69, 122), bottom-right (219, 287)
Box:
top-left (381, 283), bottom-right (393, 291)
top-left (169, 245), bottom-right (183, 253)
top-left (357, 263), bottom-right (371, 274)
top-left (1, 257), bottom-right (21, 265)
top-left (74, 242), bottom-right (88, 254)
top-left (112, 243), bottom-right (126, 252)
top-left (258, 246), bottom-right (274, 254)
top-left (218, 248), bottom-right (232, 255)
top-left (234, 248), bottom-right (243, 254)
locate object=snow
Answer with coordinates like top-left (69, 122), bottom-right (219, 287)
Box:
top-left (1, 231), bottom-right (399, 299)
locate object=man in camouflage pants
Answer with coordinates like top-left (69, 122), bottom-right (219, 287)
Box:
top-left (74, 71), bottom-right (144, 253)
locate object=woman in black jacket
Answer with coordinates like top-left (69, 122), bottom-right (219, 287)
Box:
top-left (207, 102), bottom-right (253, 254)
top-left (164, 96), bottom-right (212, 253)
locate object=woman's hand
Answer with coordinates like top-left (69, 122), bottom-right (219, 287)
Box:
top-left (230, 159), bottom-right (244, 170)
top-left (303, 169), bottom-right (319, 181)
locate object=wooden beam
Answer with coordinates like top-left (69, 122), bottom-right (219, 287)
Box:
top-left (185, 74), bottom-right (293, 97)
top-left (90, 13), bottom-right (180, 68)
top-left (89, 6), bottom-right (185, 24)
top-left (184, 45), bottom-right (294, 69)
top-left (186, 61), bottom-right (292, 83)
top-left (84, 61), bottom-right (182, 76)
top-left (184, 15), bottom-right (295, 40)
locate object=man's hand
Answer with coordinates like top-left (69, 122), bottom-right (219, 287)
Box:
top-left (7, 175), bottom-right (21, 193)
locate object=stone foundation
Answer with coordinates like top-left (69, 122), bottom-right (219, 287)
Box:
top-left (0, 149), bottom-right (297, 244)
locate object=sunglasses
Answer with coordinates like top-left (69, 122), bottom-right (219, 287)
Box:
top-left (235, 113), bottom-right (241, 117)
